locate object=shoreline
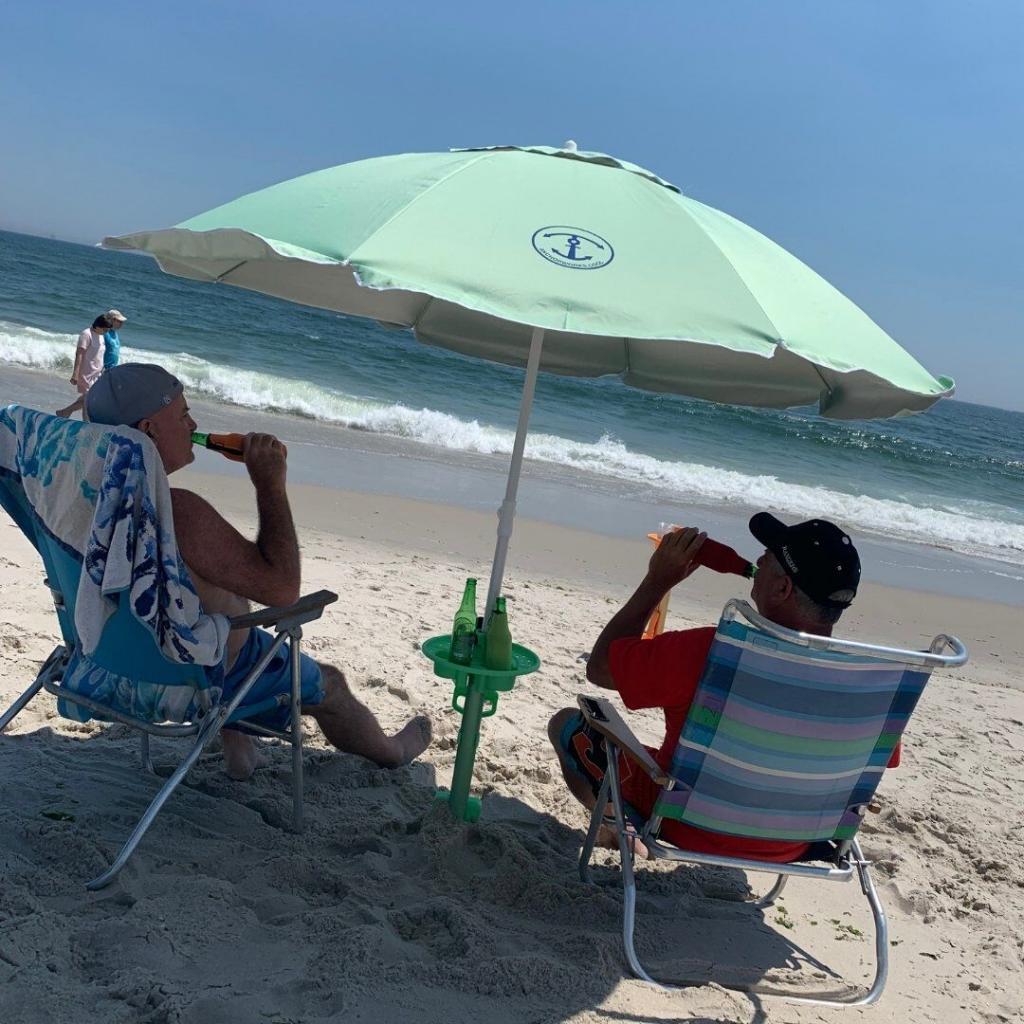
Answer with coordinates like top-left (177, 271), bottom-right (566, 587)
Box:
top-left (180, 469), bottom-right (1022, 692)
top-left (2, 358), bottom-right (1024, 602)
top-left (3, 359), bottom-right (1023, 608)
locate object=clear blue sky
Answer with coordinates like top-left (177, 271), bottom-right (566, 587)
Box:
top-left (2, 1), bottom-right (1021, 409)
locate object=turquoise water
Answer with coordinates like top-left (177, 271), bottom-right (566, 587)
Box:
top-left (2, 229), bottom-right (1022, 567)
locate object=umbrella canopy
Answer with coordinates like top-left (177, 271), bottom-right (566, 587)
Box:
top-left (104, 142), bottom-right (955, 614)
top-left (105, 143), bottom-right (953, 420)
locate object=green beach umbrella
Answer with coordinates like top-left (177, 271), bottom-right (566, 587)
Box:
top-left (105, 141), bottom-right (954, 614)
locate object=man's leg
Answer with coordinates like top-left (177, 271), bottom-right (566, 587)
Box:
top-left (222, 727), bottom-right (261, 781)
top-left (548, 707), bottom-right (602, 810)
top-left (548, 706), bottom-right (648, 858)
top-left (306, 663), bottom-right (432, 769)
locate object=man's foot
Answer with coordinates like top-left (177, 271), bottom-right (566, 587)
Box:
top-left (597, 821), bottom-right (650, 859)
top-left (221, 730), bottom-right (259, 781)
top-left (387, 714), bottom-right (432, 767)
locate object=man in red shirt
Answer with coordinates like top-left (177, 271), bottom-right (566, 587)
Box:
top-left (548, 514), bottom-right (863, 862)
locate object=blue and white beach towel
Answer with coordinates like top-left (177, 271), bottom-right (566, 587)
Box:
top-left (0, 405), bottom-right (229, 685)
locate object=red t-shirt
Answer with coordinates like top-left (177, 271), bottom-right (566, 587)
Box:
top-left (608, 627), bottom-right (901, 863)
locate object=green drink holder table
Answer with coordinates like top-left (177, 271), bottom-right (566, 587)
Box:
top-left (422, 634), bottom-right (540, 822)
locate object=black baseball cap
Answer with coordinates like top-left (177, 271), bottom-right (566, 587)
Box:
top-left (749, 513), bottom-right (861, 609)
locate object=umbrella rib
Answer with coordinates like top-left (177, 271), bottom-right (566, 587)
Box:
top-left (412, 296), bottom-right (435, 331)
top-left (345, 154), bottom-right (491, 267)
top-left (671, 201), bottom-right (787, 351)
top-left (215, 260), bottom-right (247, 283)
top-left (811, 363), bottom-right (833, 397)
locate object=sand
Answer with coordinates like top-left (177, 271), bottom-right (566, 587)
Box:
top-left (1, 471), bottom-right (1023, 1024)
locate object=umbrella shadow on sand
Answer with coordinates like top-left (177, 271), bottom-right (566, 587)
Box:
top-left (0, 725), bottom-right (855, 1024)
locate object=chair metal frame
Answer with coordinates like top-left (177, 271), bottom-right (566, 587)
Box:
top-left (1, 578), bottom-right (337, 890)
top-left (577, 598), bottom-right (967, 1007)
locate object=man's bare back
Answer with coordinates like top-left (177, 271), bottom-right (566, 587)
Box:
top-left (84, 369), bottom-right (431, 779)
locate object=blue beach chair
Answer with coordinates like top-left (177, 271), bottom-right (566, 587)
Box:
top-left (577, 599), bottom-right (967, 1007)
top-left (0, 406), bottom-right (336, 889)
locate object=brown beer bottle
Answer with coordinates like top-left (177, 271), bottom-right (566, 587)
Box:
top-left (191, 431), bottom-right (246, 462)
top-left (191, 432), bottom-right (289, 463)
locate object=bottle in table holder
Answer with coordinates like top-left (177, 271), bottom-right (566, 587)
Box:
top-left (484, 597), bottom-right (512, 671)
top-left (474, 615), bottom-right (487, 664)
top-left (448, 578), bottom-right (478, 666)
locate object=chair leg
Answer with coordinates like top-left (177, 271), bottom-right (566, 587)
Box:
top-left (579, 772), bottom-right (610, 884)
top-left (776, 840), bottom-right (889, 1007)
top-left (0, 676), bottom-right (47, 732)
top-left (87, 629), bottom-right (302, 890)
top-left (86, 713), bottom-right (225, 890)
top-left (601, 796), bottom-right (889, 1006)
top-left (606, 748), bottom-right (660, 986)
top-left (601, 751), bottom-right (886, 1004)
top-left (755, 874), bottom-right (788, 907)
top-left (289, 629), bottom-right (304, 834)
top-left (852, 838), bottom-right (888, 1005)
top-left (774, 839), bottom-right (890, 1007)
top-left (139, 733), bottom-right (154, 773)
top-left (0, 647), bottom-right (65, 732)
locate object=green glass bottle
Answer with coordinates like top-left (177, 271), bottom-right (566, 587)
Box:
top-left (448, 578), bottom-right (478, 665)
top-left (484, 596), bottom-right (512, 671)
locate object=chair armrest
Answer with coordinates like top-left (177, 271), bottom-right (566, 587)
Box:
top-left (228, 589), bottom-right (338, 631)
top-left (576, 694), bottom-right (669, 786)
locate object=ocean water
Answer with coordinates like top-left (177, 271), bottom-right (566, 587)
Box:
top-left (1, 229), bottom-right (1022, 570)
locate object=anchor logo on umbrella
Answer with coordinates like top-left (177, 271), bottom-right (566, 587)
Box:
top-left (532, 226), bottom-right (614, 270)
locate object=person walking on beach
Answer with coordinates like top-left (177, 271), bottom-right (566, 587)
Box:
top-left (56, 314), bottom-right (113, 418)
top-left (102, 309), bottom-right (127, 369)
top-left (85, 362), bottom-right (433, 780)
top-left (549, 516), bottom-right (868, 862)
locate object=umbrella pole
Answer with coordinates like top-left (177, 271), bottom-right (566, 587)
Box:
top-left (485, 326), bottom-right (545, 619)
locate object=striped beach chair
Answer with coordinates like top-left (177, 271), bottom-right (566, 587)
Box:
top-left (577, 598), bottom-right (967, 1007)
top-left (0, 406), bottom-right (336, 889)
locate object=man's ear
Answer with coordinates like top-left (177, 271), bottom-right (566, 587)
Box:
top-left (777, 572), bottom-right (794, 602)
top-left (136, 416), bottom-right (155, 438)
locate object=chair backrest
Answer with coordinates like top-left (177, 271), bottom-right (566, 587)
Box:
top-left (0, 474), bottom-right (76, 647)
top-left (1, 467), bottom-right (210, 688)
top-left (0, 406), bottom-right (225, 721)
top-left (653, 600), bottom-right (966, 846)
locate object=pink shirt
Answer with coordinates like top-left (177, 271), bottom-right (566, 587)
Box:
top-left (76, 329), bottom-right (106, 392)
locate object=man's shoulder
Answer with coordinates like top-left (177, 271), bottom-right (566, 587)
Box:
top-left (649, 625), bottom-right (717, 671)
top-left (170, 487), bottom-right (233, 542)
top-left (659, 625), bottom-right (717, 646)
top-left (170, 486), bottom-right (218, 520)
top-left (612, 625), bottom-right (716, 668)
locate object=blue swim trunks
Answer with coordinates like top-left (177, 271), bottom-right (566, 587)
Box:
top-left (221, 627), bottom-right (325, 731)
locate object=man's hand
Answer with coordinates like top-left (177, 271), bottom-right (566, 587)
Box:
top-left (243, 433), bottom-right (288, 491)
top-left (586, 526), bottom-right (706, 690)
top-left (648, 526), bottom-right (707, 589)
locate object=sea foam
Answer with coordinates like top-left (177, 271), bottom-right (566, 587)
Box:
top-left (3, 321), bottom-right (1022, 565)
